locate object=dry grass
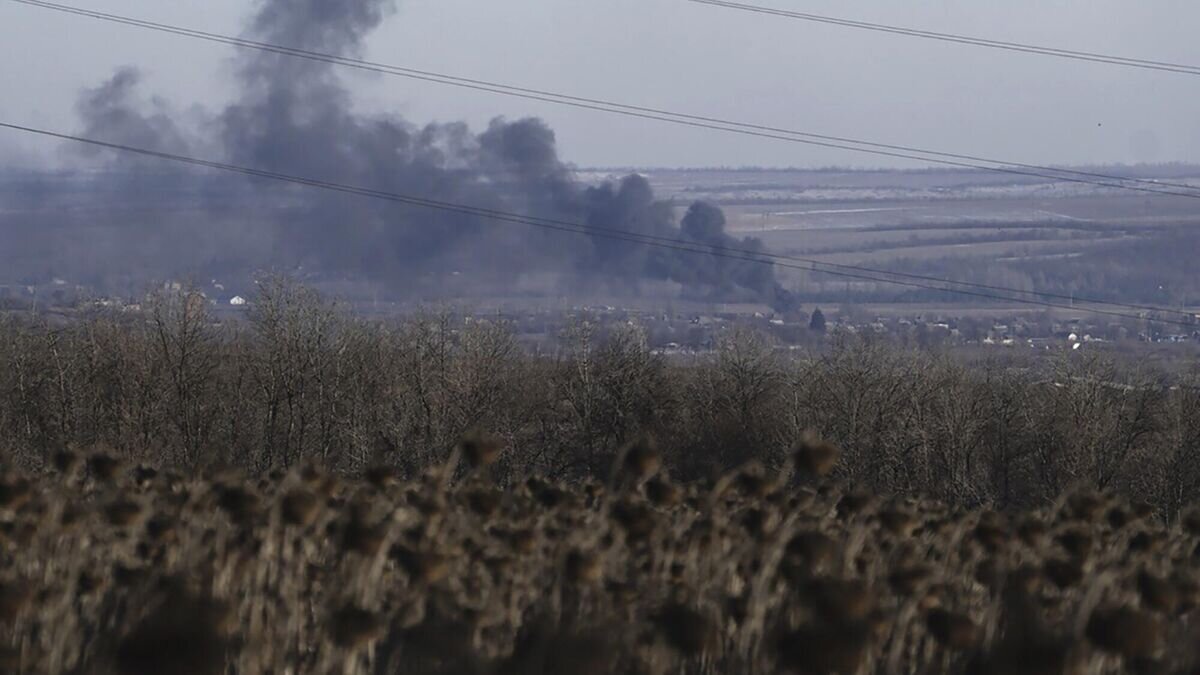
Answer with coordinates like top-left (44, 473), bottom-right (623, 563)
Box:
top-left (0, 442), bottom-right (1198, 675)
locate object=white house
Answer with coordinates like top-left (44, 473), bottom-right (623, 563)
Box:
top-left (229, 296), bottom-right (247, 307)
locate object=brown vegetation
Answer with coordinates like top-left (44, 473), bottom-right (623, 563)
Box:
top-left (1, 280), bottom-right (1198, 518)
top-left (0, 280), bottom-right (1198, 672)
top-left (0, 444), bottom-right (1195, 673)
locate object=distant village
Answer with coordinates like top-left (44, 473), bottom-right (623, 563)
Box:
top-left (3, 277), bottom-right (1198, 354)
top-left (0, 278), bottom-right (250, 317)
top-left (500, 304), bottom-right (1200, 355)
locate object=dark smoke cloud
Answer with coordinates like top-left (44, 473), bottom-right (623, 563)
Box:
top-left (0, 0), bottom-right (795, 310)
top-left (76, 67), bottom-right (191, 155)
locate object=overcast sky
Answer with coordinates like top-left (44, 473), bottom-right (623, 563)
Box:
top-left (2, 0), bottom-right (1199, 169)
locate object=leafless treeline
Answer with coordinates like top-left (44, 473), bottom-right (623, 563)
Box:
top-left (1, 278), bottom-right (1198, 517)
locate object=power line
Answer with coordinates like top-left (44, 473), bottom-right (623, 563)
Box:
top-left (687, 0), bottom-right (1200, 77)
top-left (10, 0), bottom-right (1200, 200)
top-left (3, 1), bottom-right (1197, 318)
top-left (0, 114), bottom-right (1187, 320)
top-left (1, 121), bottom-right (1195, 327)
top-left (5, 2), bottom-right (1197, 317)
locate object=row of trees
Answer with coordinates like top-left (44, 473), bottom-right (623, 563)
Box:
top-left (882, 226), bottom-right (1200, 309)
top-left (1, 278), bottom-right (1198, 516)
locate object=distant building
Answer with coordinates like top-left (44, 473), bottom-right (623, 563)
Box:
top-left (229, 296), bottom-right (247, 307)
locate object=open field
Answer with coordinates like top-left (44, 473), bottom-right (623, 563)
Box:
top-left (758, 231), bottom-right (1134, 265)
top-left (711, 195), bottom-right (1200, 231)
top-left (579, 166), bottom-right (1200, 311)
top-left (628, 167), bottom-right (1200, 233)
top-left (604, 166), bottom-right (1200, 229)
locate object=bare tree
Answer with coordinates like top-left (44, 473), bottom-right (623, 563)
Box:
top-left (145, 287), bottom-right (219, 467)
top-left (247, 275), bottom-right (343, 468)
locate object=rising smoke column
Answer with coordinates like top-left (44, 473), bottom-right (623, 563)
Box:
top-left (0, 0), bottom-right (796, 310)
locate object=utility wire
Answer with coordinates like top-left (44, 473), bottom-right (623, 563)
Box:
top-left (3, 0), bottom-right (1197, 317)
top-left (10, 0), bottom-right (1200, 199)
top-left (0, 114), bottom-right (1187, 318)
top-left (1, 121), bottom-right (1195, 327)
top-left (4, 2), bottom-right (1198, 316)
top-left (687, 0), bottom-right (1200, 77)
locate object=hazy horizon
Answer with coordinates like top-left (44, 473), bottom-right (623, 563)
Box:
top-left (3, 0), bottom-right (1200, 170)
top-left (1, 0), bottom-right (1198, 313)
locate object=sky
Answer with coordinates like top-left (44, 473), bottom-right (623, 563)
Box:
top-left (2, 0), bottom-right (1200, 169)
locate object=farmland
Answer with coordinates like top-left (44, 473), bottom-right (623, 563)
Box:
top-left (603, 166), bottom-right (1200, 310)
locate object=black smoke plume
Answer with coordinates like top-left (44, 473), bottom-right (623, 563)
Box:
top-left (0, 0), bottom-right (795, 311)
